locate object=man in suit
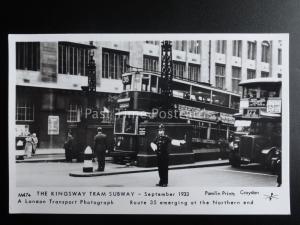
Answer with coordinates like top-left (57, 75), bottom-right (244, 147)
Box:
top-left (151, 124), bottom-right (185, 187)
top-left (94, 127), bottom-right (108, 171)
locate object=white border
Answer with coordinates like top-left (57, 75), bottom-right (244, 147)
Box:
top-left (8, 34), bottom-right (290, 214)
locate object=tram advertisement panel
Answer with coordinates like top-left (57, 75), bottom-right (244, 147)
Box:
top-left (8, 34), bottom-right (290, 215)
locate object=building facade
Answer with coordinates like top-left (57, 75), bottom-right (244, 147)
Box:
top-left (15, 40), bottom-right (284, 149)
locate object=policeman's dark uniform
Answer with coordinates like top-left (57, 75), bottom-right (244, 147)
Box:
top-left (153, 125), bottom-right (171, 187)
top-left (94, 128), bottom-right (108, 171)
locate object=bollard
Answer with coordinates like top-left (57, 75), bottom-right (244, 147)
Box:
top-left (83, 146), bottom-right (94, 173)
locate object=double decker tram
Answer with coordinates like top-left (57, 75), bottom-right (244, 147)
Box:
top-left (111, 71), bottom-right (240, 167)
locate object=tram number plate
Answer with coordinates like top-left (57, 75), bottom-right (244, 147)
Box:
top-left (243, 109), bottom-right (260, 118)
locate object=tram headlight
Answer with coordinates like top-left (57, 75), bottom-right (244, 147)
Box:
top-left (117, 140), bottom-right (121, 147)
top-left (229, 141), bottom-right (239, 151)
top-left (233, 142), bottom-right (239, 149)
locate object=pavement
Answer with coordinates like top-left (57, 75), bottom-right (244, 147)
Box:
top-left (15, 148), bottom-right (229, 177)
top-left (69, 159), bottom-right (229, 177)
top-left (15, 148), bottom-right (66, 163)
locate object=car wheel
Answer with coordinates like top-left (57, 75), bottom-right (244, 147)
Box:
top-left (266, 151), bottom-right (277, 172)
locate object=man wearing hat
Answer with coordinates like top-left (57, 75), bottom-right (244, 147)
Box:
top-left (94, 127), bottom-right (108, 171)
top-left (151, 124), bottom-right (185, 187)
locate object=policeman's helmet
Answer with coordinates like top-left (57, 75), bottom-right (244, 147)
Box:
top-left (158, 124), bottom-right (165, 131)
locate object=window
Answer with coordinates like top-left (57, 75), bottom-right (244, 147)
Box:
top-left (189, 40), bottom-right (201, 54)
top-left (247, 41), bottom-right (256, 60)
top-left (278, 73), bottom-right (282, 78)
top-left (188, 64), bottom-right (201, 82)
top-left (261, 41), bottom-right (270, 63)
top-left (143, 55), bottom-right (159, 72)
top-left (232, 67), bottom-right (242, 94)
top-left (16, 100), bottom-right (34, 121)
top-left (174, 41), bottom-right (187, 51)
top-left (215, 64), bottom-right (225, 89)
top-left (102, 49), bottom-right (129, 79)
top-left (58, 43), bottom-right (90, 75)
top-left (124, 116), bottom-right (136, 134)
top-left (67, 104), bottom-right (82, 122)
top-left (212, 91), bottom-right (229, 107)
top-left (141, 74), bottom-right (150, 91)
top-left (232, 40), bottom-right (242, 57)
top-left (244, 88), bottom-right (257, 98)
top-left (145, 41), bottom-right (160, 45)
top-left (216, 40), bottom-right (226, 54)
top-left (261, 71), bottom-right (269, 78)
top-left (173, 61), bottom-right (186, 79)
top-left (278, 49), bottom-right (282, 65)
top-left (115, 116), bottom-right (123, 133)
top-left (16, 42), bottom-right (40, 71)
top-left (150, 75), bottom-right (158, 92)
top-left (191, 86), bottom-right (211, 103)
top-left (231, 95), bottom-right (240, 110)
top-left (247, 69), bottom-right (256, 79)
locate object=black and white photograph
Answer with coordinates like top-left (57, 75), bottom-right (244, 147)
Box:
top-left (8, 34), bottom-right (290, 214)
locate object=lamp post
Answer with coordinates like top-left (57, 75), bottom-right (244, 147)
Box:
top-left (76, 43), bottom-right (98, 162)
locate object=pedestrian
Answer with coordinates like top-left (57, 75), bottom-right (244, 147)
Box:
top-left (150, 124), bottom-right (185, 187)
top-left (24, 132), bottom-right (33, 158)
top-left (94, 127), bottom-right (108, 171)
top-left (64, 130), bottom-right (74, 162)
top-left (31, 133), bottom-right (38, 155)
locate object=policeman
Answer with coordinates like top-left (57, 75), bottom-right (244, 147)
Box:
top-left (151, 124), bottom-right (171, 187)
top-left (94, 127), bottom-right (108, 171)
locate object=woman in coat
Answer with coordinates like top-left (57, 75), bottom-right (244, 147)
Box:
top-left (24, 132), bottom-right (33, 158)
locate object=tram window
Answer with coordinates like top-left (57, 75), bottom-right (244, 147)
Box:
top-left (173, 81), bottom-right (190, 99)
top-left (115, 116), bottom-right (123, 133)
top-left (150, 75), bottom-right (158, 93)
top-left (260, 86), bottom-right (280, 98)
top-left (230, 95), bottom-right (240, 109)
top-left (260, 89), bottom-right (269, 98)
top-left (173, 90), bottom-right (184, 98)
top-left (245, 88), bottom-right (257, 98)
top-left (212, 91), bottom-right (229, 107)
top-left (142, 74), bottom-right (150, 92)
top-left (184, 92), bottom-right (190, 99)
top-left (124, 116), bottom-right (136, 134)
top-left (191, 86), bottom-right (211, 103)
top-left (133, 72), bottom-right (142, 91)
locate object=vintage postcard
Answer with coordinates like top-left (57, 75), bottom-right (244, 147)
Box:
top-left (9, 34), bottom-right (290, 214)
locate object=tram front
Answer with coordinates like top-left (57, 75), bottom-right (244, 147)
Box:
top-left (112, 111), bottom-right (151, 163)
top-left (110, 71), bottom-right (161, 164)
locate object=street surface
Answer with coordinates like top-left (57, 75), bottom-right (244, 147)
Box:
top-left (16, 161), bottom-right (278, 187)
